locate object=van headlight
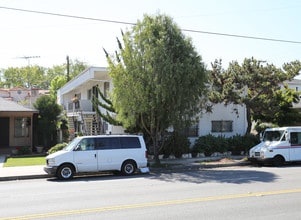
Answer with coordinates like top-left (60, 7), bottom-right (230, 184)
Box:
top-left (47, 158), bottom-right (56, 166)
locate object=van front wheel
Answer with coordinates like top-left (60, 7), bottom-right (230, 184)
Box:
top-left (57, 164), bottom-right (74, 180)
top-left (121, 161), bottom-right (136, 175)
top-left (273, 155), bottom-right (285, 166)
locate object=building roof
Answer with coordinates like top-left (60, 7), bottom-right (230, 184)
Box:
top-left (0, 97), bottom-right (38, 112)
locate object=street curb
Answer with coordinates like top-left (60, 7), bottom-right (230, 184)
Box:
top-left (0, 174), bottom-right (49, 182)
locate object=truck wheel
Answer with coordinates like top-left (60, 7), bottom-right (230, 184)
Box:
top-left (121, 160), bottom-right (136, 175)
top-left (273, 155), bottom-right (284, 167)
top-left (57, 164), bottom-right (74, 180)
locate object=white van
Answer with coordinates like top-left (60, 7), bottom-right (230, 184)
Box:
top-left (248, 127), bottom-right (301, 166)
top-left (44, 135), bottom-right (149, 179)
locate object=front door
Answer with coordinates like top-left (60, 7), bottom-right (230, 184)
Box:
top-left (0, 117), bottom-right (9, 147)
top-left (73, 138), bottom-right (97, 172)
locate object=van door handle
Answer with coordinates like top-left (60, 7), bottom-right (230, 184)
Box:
top-left (94, 154), bottom-right (96, 158)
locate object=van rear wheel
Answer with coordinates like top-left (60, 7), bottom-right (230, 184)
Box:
top-left (121, 161), bottom-right (136, 176)
top-left (57, 164), bottom-right (74, 180)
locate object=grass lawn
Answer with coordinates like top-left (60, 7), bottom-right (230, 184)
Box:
top-left (4, 156), bottom-right (46, 167)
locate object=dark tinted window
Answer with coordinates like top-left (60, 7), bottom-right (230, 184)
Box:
top-left (291, 132), bottom-right (301, 145)
top-left (120, 137), bottom-right (141, 149)
top-left (95, 137), bottom-right (120, 150)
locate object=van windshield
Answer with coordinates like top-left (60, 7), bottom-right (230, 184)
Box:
top-left (64, 138), bottom-right (81, 151)
top-left (263, 130), bottom-right (285, 142)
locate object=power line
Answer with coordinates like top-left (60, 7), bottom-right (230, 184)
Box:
top-left (0, 6), bottom-right (136, 26)
top-left (1, 5), bottom-right (301, 44)
top-left (182, 29), bottom-right (301, 44)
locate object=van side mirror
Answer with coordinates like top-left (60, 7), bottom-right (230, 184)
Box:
top-left (74, 144), bottom-right (81, 151)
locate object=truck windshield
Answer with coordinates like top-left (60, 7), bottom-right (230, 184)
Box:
top-left (263, 130), bottom-right (285, 142)
top-left (63, 137), bottom-right (81, 151)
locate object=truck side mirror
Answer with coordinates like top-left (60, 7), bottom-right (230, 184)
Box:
top-left (260, 132), bottom-right (263, 141)
top-left (286, 133), bottom-right (290, 142)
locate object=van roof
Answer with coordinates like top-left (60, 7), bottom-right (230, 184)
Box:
top-left (265, 127), bottom-right (301, 131)
top-left (75, 134), bottom-right (142, 139)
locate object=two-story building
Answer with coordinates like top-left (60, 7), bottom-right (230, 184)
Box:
top-left (57, 67), bottom-right (124, 138)
top-left (58, 66), bottom-right (248, 140)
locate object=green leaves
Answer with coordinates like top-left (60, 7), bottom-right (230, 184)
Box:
top-left (209, 58), bottom-right (301, 133)
top-left (105, 13), bottom-right (207, 160)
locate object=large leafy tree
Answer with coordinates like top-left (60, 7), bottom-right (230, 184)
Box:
top-left (209, 58), bottom-right (301, 134)
top-left (1, 59), bottom-right (87, 89)
top-left (3, 65), bottom-right (46, 88)
top-left (106, 14), bottom-right (207, 162)
top-left (255, 85), bottom-right (301, 126)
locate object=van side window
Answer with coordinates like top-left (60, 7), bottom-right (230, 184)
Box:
top-left (291, 132), bottom-right (301, 145)
top-left (120, 137), bottom-right (141, 149)
top-left (95, 137), bottom-right (121, 150)
top-left (77, 138), bottom-right (95, 151)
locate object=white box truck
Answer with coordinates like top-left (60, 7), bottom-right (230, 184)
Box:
top-left (44, 135), bottom-right (149, 179)
top-left (248, 127), bottom-right (301, 166)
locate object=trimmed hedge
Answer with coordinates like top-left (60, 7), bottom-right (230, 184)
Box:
top-left (192, 134), bottom-right (260, 156)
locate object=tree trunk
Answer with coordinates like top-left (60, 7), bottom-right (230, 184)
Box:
top-left (152, 138), bottom-right (161, 165)
top-left (245, 106), bottom-right (252, 135)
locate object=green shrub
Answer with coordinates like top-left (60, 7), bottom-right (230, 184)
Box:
top-left (47, 143), bottom-right (68, 154)
top-left (162, 132), bottom-right (190, 158)
top-left (15, 146), bottom-right (31, 155)
top-left (193, 134), bottom-right (224, 156)
top-left (228, 134), bottom-right (260, 155)
top-left (193, 134), bottom-right (260, 156)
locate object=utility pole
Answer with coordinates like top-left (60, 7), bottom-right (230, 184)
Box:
top-left (66, 55), bottom-right (70, 82)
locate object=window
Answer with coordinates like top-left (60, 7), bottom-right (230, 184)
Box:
top-left (120, 137), bottom-right (141, 149)
top-left (184, 124), bottom-right (199, 137)
top-left (211, 120), bottom-right (233, 132)
top-left (15, 117), bottom-right (29, 137)
top-left (290, 132), bottom-right (301, 145)
top-left (77, 138), bottom-right (95, 151)
top-left (95, 137), bottom-right (121, 150)
top-left (104, 82), bottom-right (110, 97)
top-left (87, 89), bottom-right (92, 100)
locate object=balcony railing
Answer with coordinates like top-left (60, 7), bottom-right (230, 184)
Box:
top-left (66, 99), bottom-right (93, 112)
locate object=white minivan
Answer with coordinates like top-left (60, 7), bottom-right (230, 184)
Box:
top-left (248, 127), bottom-right (301, 166)
top-left (44, 135), bottom-right (149, 179)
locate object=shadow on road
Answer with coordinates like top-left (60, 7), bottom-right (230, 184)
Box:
top-left (148, 168), bottom-right (278, 184)
top-left (46, 162), bottom-right (296, 184)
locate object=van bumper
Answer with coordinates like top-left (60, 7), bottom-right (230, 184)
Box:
top-left (248, 157), bottom-right (274, 164)
top-left (44, 166), bottom-right (58, 175)
top-left (139, 167), bottom-right (150, 173)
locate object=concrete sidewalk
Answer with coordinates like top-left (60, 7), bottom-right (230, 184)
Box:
top-left (0, 155), bottom-right (48, 181)
top-left (0, 155), bottom-right (248, 181)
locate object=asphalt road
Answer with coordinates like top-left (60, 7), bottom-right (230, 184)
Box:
top-left (0, 164), bottom-right (300, 220)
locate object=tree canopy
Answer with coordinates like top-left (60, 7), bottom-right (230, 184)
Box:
top-left (105, 14), bottom-right (207, 162)
top-left (208, 58), bottom-right (301, 133)
top-left (2, 65), bottom-right (46, 88)
top-left (0, 59), bottom-right (88, 90)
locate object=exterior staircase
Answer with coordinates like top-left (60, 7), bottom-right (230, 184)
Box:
top-left (68, 112), bottom-right (101, 136)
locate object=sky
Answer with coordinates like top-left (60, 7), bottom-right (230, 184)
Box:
top-left (0, 0), bottom-right (300, 71)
